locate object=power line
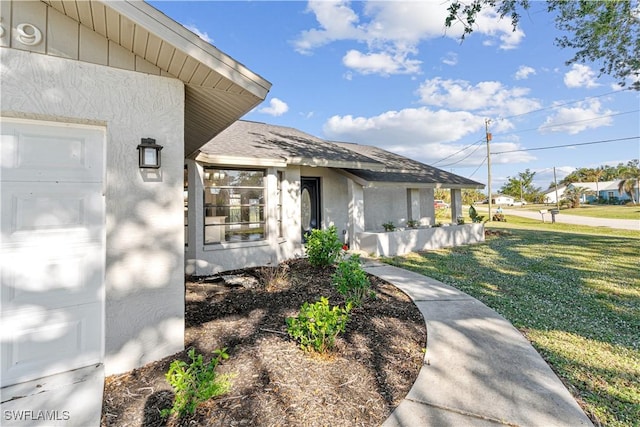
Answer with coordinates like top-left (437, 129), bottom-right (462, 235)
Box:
top-left (431, 138), bottom-right (484, 165)
top-left (492, 136), bottom-right (639, 155)
top-left (496, 88), bottom-right (632, 121)
top-left (439, 142), bottom-right (485, 167)
top-left (467, 156), bottom-right (487, 178)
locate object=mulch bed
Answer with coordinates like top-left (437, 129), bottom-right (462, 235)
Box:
top-left (101, 258), bottom-right (426, 426)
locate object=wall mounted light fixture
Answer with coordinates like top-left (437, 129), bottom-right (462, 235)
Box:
top-left (137, 138), bottom-right (163, 169)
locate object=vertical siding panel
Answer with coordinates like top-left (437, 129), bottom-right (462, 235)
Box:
top-left (0, 0), bottom-right (11, 47)
top-left (76, 1), bottom-right (93, 30)
top-left (167, 49), bottom-right (188, 77)
top-left (90, 1), bottom-right (107, 37)
top-left (79, 23), bottom-right (107, 66)
top-left (108, 40), bottom-right (134, 71)
top-left (11, 0), bottom-right (47, 54)
top-left (132, 25), bottom-right (148, 57)
top-left (135, 56), bottom-right (161, 75)
top-left (156, 42), bottom-right (175, 71)
top-left (119, 16), bottom-right (134, 51)
top-left (47, 6), bottom-right (79, 59)
top-left (104, 6), bottom-right (119, 43)
top-left (145, 34), bottom-right (162, 65)
top-left (60, 0), bottom-right (79, 21)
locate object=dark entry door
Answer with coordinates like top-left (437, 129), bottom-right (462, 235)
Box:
top-left (301, 177), bottom-right (321, 241)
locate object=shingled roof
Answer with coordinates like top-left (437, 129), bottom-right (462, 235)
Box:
top-left (332, 141), bottom-right (484, 188)
top-left (196, 120), bottom-right (484, 189)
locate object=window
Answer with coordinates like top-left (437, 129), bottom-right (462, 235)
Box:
top-left (203, 168), bottom-right (265, 243)
top-left (277, 171), bottom-right (284, 238)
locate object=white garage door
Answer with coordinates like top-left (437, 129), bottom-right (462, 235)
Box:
top-left (0, 118), bottom-right (105, 387)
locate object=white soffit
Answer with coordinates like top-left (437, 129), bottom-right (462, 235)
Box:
top-left (42, 0), bottom-right (272, 155)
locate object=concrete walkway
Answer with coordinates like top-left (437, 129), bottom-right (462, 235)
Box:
top-left (364, 261), bottom-right (594, 427)
top-left (479, 206), bottom-right (639, 231)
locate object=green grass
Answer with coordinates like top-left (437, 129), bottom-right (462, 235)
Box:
top-left (383, 223), bottom-right (640, 427)
top-left (521, 204), bottom-right (640, 221)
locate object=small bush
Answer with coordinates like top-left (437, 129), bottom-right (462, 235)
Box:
top-left (162, 347), bottom-right (232, 418)
top-left (382, 221), bottom-right (396, 231)
top-left (286, 297), bottom-right (350, 353)
top-left (332, 254), bottom-right (374, 307)
top-left (406, 219), bottom-right (419, 228)
top-left (257, 263), bottom-right (289, 290)
top-left (304, 226), bottom-right (344, 267)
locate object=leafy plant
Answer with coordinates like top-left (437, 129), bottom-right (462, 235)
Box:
top-left (382, 221), bottom-right (396, 232)
top-left (162, 347), bottom-right (232, 418)
top-left (332, 254), bottom-right (374, 307)
top-left (468, 205), bottom-right (485, 223)
top-left (286, 297), bottom-right (350, 353)
top-left (304, 225), bottom-right (344, 267)
top-left (406, 219), bottom-right (419, 228)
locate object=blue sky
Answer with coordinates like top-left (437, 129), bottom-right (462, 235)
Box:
top-left (150, 0), bottom-right (639, 192)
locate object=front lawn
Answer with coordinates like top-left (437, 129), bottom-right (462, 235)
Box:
top-left (383, 225), bottom-right (640, 427)
top-left (522, 203), bottom-right (640, 220)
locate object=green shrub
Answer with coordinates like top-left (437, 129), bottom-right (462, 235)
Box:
top-left (286, 297), bottom-right (350, 353)
top-left (304, 225), bottom-right (343, 267)
top-left (382, 221), bottom-right (396, 231)
top-left (162, 347), bottom-right (232, 418)
top-left (332, 254), bottom-right (374, 307)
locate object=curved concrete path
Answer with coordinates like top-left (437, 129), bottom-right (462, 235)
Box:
top-left (364, 261), bottom-right (594, 427)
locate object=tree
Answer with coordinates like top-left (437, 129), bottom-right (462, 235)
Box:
top-left (617, 160), bottom-right (640, 204)
top-left (563, 185), bottom-right (594, 208)
top-left (445, 0), bottom-right (640, 90)
top-left (499, 169), bottom-right (538, 200)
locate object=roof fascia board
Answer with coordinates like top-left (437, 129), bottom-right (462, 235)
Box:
top-left (104, 1), bottom-right (271, 98)
top-left (333, 169), bottom-right (370, 187)
top-left (365, 182), bottom-right (485, 190)
top-left (195, 153), bottom-right (287, 168)
top-left (286, 157), bottom-right (385, 171)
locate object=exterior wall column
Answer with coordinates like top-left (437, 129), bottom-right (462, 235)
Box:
top-left (185, 160), bottom-right (204, 276)
top-left (450, 188), bottom-right (463, 224)
top-left (347, 179), bottom-right (365, 250)
top-left (419, 188), bottom-right (435, 226)
top-left (407, 189), bottom-right (420, 223)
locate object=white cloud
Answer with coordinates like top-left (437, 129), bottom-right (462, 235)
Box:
top-left (539, 100), bottom-right (615, 134)
top-left (293, 0), bottom-right (526, 76)
top-left (258, 98), bottom-right (289, 116)
top-left (322, 107), bottom-right (532, 166)
top-left (416, 77), bottom-right (542, 118)
top-left (441, 52), bottom-right (458, 66)
top-left (342, 49), bottom-right (421, 75)
top-left (564, 64), bottom-right (600, 89)
top-left (184, 24), bottom-right (213, 44)
top-left (514, 65), bottom-right (536, 80)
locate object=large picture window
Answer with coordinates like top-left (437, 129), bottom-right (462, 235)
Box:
top-left (204, 168), bottom-right (265, 243)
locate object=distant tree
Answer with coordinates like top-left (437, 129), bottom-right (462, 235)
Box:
top-left (563, 185), bottom-right (594, 208)
top-left (463, 189), bottom-right (486, 205)
top-left (617, 160), bottom-right (640, 204)
top-left (499, 169), bottom-right (539, 201)
top-left (445, 0), bottom-right (640, 89)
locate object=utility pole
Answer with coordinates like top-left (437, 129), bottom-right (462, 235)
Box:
top-left (553, 166), bottom-right (560, 210)
top-left (485, 118), bottom-right (492, 220)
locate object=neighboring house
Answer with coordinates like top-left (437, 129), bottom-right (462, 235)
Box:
top-left (0, 0), bottom-right (270, 391)
top-left (185, 120), bottom-right (485, 275)
top-left (492, 195), bottom-right (515, 206)
top-left (544, 181), bottom-right (639, 204)
top-left (543, 186), bottom-right (567, 204)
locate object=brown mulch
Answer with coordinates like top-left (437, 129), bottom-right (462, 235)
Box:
top-left (101, 258), bottom-right (426, 427)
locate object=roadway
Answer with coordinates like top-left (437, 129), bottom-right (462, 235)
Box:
top-left (474, 206), bottom-right (640, 231)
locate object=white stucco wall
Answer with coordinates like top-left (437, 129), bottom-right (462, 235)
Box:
top-left (1, 48), bottom-right (185, 376)
top-left (363, 187), bottom-right (410, 231)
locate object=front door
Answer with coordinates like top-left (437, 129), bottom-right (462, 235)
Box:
top-left (300, 177), bottom-right (321, 241)
top-left (0, 119), bottom-right (105, 387)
